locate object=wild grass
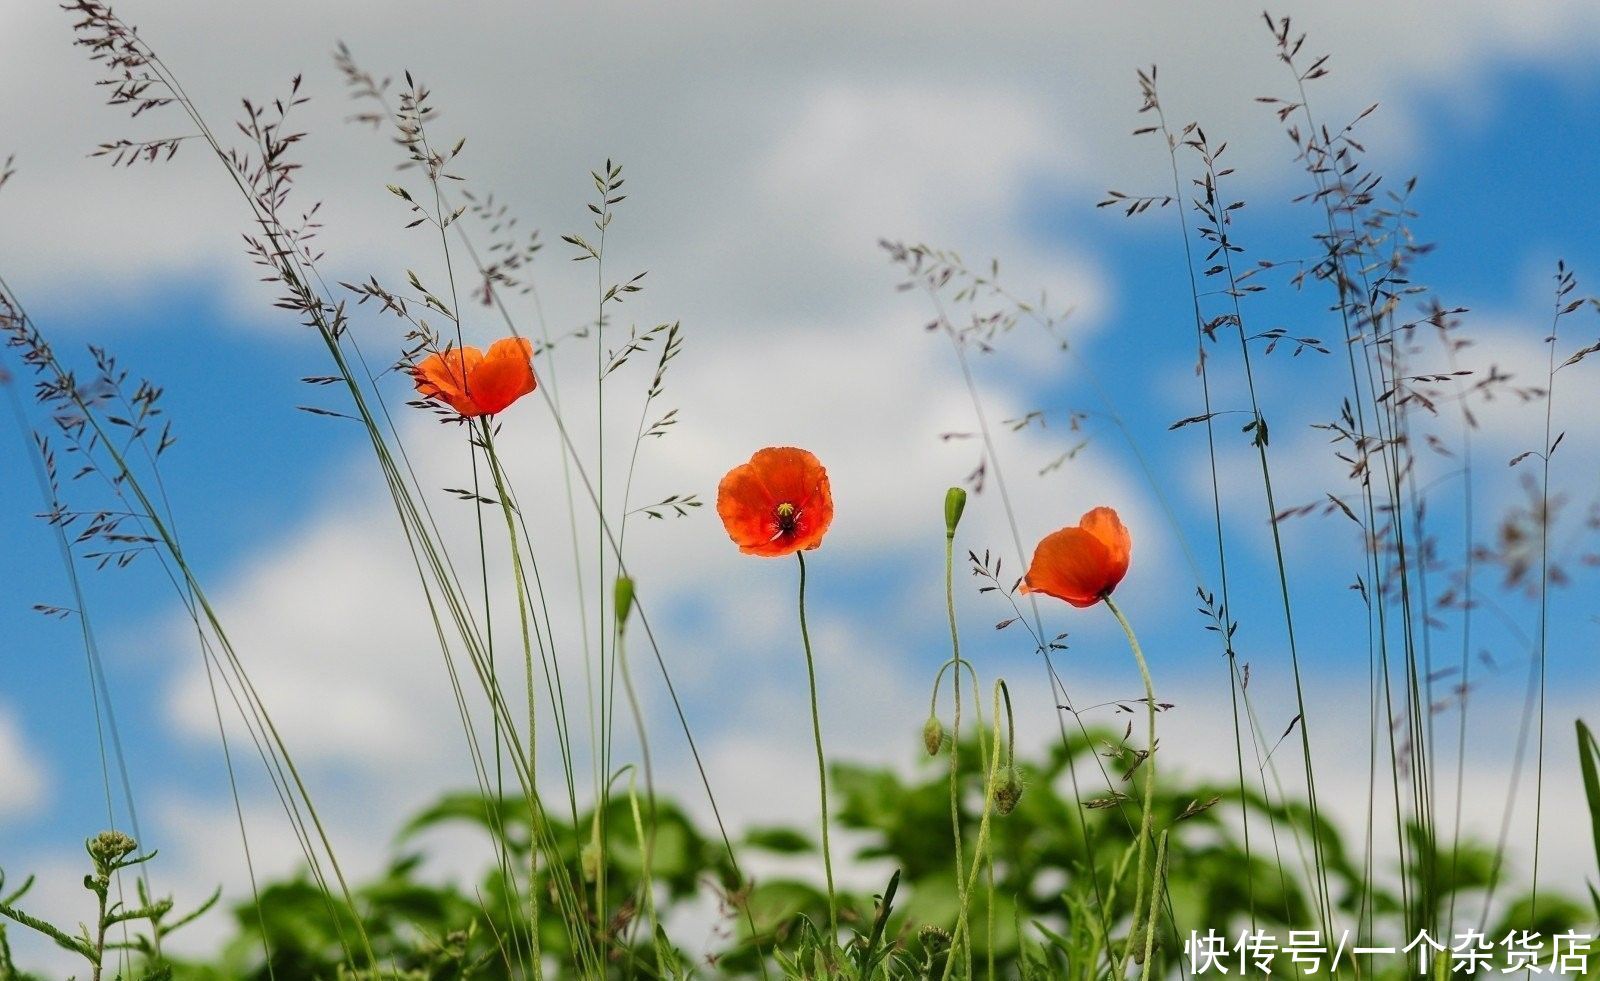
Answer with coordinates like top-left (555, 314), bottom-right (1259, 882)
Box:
top-left (1, 4), bottom-right (1599, 979)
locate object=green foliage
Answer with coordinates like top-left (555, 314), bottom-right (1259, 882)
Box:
top-left (0, 831), bottom-right (214, 981)
top-left (1580, 718), bottom-right (1600, 920)
top-left (0, 733), bottom-right (1572, 979)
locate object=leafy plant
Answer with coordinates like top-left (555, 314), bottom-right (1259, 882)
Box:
top-left (0, 832), bottom-right (215, 981)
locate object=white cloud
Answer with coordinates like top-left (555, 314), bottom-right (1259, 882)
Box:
top-left (6, 0), bottom-right (1600, 313)
top-left (0, 707), bottom-right (48, 819)
top-left (757, 83), bottom-right (1068, 257)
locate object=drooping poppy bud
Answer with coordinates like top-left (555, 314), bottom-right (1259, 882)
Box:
top-left (993, 766), bottom-right (1024, 816)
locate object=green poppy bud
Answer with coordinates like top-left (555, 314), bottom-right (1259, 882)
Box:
top-left (922, 715), bottom-right (945, 756)
top-left (993, 767), bottom-right (1024, 816)
top-left (944, 486), bottom-right (967, 537)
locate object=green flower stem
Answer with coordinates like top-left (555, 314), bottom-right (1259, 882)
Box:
top-left (480, 421), bottom-right (545, 973)
top-left (796, 552), bottom-right (839, 942)
top-left (1104, 593), bottom-right (1158, 979)
top-left (1139, 830), bottom-right (1169, 981)
top-left (942, 682), bottom-right (1008, 981)
top-left (942, 528), bottom-right (972, 973)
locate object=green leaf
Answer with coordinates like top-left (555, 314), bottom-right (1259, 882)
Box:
top-left (742, 827), bottom-right (814, 854)
top-left (398, 791), bottom-right (532, 852)
top-left (1578, 719), bottom-right (1600, 879)
top-left (162, 886), bottom-right (221, 936)
top-left (854, 868), bottom-right (900, 973)
top-left (744, 880), bottom-right (824, 936)
top-left (0, 901), bottom-right (92, 959)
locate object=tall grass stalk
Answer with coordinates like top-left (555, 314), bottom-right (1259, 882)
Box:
top-left (1, 274), bottom-right (378, 971)
top-left (1134, 67), bottom-right (1262, 931)
top-left (62, 9), bottom-right (606, 968)
top-left (1189, 124), bottom-right (1336, 939)
top-left (2, 384), bottom-right (145, 975)
top-left (67, 10), bottom-right (768, 970)
top-left (1528, 261), bottom-right (1578, 927)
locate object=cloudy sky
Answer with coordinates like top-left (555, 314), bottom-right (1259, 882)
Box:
top-left (4, 0), bottom-right (1600, 971)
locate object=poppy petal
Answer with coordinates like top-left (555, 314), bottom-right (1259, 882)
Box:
top-left (717, 462), bottom-right (784, 555)
top-left (467, 337), bottom-right (537, 415)
top-left (744, 447), bottom-right (815, 503)
top-left (1078, 506), bottom-right (1131, 590)
top-left (787, 467), bottom-right (833, 552)
top-left (414, 346), bottom-right (484, 416)
top-left (1021, 526), bottom-right (1115, 607)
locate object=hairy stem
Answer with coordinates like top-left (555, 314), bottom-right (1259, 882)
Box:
top-left (1104, 594), bottom-right (1158, 979)
top-left (795, 552), bottom-right (838, 942)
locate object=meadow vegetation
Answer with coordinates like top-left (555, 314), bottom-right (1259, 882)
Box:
top-left (2, 4), bottom-right (1599, 978)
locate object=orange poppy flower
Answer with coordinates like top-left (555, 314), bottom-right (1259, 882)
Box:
top-left (717, 447), bottom-right (834, 557)
top-left (1020, 506), bottom-right (1132, 608)
top-left (412, 337), bottom-right (537, 418)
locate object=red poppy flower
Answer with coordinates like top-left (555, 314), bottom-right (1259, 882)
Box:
top-left (412, 337), bottom-right (537, 418)
top-left (1020, 506), bottom-right (1132, 608)
top-left (717, 447), bottom-right (834, 557)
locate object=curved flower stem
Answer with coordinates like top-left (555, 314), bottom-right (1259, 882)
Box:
top-left (941, 681), bottom-right (1008, 981)
top-left (796, 551), bottom-right (838, 942)
top-left (941, 527), bottom-right (972, 973)
top-left (926, 656), bottom-right (991, 974)
top-left (1103, 593), bottom-right (1157, 979)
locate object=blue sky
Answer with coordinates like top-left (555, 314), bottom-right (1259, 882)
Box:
top-left (3, 2), bottom-right (1600, 967)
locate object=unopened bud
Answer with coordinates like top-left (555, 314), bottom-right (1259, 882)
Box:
top-left (918, 924), bottom-right (952, 957)
top-left (614, 576), bottom-right (635, 630)
top-left (993, 768), bottom-right (1024, 816)
top-left (87, 830), bottom-right (137, 868)
top-left (922, 715), bottom-right (945, 756)
top-left (580, 840), bottom-right (601, 882)
top-left (944, 487), bottom-right (967, 537)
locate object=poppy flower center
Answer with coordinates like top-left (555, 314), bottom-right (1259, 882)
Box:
top-left (774, 502), bottom-right (799, 535)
